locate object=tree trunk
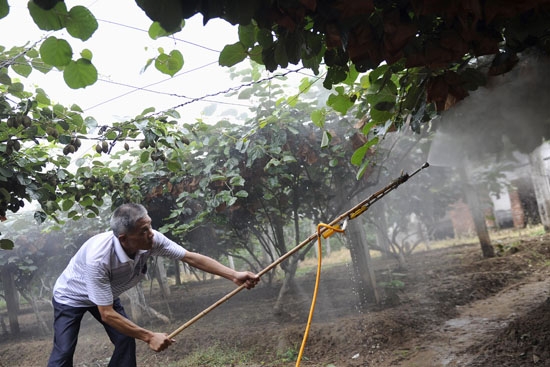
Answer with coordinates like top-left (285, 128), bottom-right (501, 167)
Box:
top-left (0, 266), bottom-right (20, 335)
top-left (458, 164), bottom-right (494, 258)
top-left (19, 291), bottom-right (50, 335)
top-left (0, 312), bottom-right (7, 335)
top-left (530, 144), bottom-right (550, 231)
top-left (174, 259), bottom-right (181, 286)
top-left (273, 255), bottom-right (299, 315)
top-left (122, 285), bottom-right (170, 324)
top-left (123, 287), bottom-right (143, 322)
top-left (374, 202), bottom-right (392, 257)
top-left (272, 201), bottom-right (302, 315)
top-left (346, 218), bottom-right (380, 307)
top-left (153, 257), bottom-right (171, 298)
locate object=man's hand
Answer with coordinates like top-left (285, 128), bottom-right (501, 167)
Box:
top-left (147, 332), bottom-right (174, 352)
top-left (234, 271), bottom-right (260, 289)
top-left (182, 252), bottom-right (260, 289)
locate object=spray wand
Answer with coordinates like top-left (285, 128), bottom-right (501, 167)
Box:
top-left (168, 162), bottom-right (430, 357)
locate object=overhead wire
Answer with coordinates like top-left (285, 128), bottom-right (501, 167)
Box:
top-left (76, 19), bottom-right (297, 116)
top-left (168, 67), bottom-right (312, 110)
top-left (97, 18), bottom-right (221, 53)
top-left (72, 11), bottom-right (235, 113)
top-left (14, 4), bottom-right (326, 123)
top-left (94, 77), bottom-right (254, 109)
top-left (81, 13), bottom-right (324, 119)
top-left (84, 61), bottom-right (223, 112)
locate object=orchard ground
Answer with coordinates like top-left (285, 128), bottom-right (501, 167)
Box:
top-left (2, 227), bottom-right (550, 367)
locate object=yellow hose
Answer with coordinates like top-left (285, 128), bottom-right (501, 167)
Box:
top-left (295, 223), bottom-right (345, 367)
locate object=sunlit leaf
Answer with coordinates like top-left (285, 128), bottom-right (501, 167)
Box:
top-left (31, 57), bottom-right (53, 74)
top-left (80, 49), bottom-right (93, 61)
top-left (248, 45), bottom-right (263, 65)
top-left (370, 109), bottom-right (393, 123)
top-left (238, 24), bottom-right (255, 48)
top-left (356, 159), bottom-right (371, 180)
top-left (66, 6), bottom-right (98, 41)
top-left (155, 49), bottom-right (183, 77)
top-left (141, 57), bottom-right (154, 73)
top-left (28, 1), bottom-right (67, 30)
top-left (327, 87), bottom-right (354, 114)
top-left (321, 130), bottom-right (331, 148)
top-left (63, 58), bottom-right (98, 89)
top-left (351, 137), bottom-right (379, 166)
top-left (361, 120), bottom-right (378, 135)
top-left (342, 64), bottom-right (359, 86)
top-left (36, 89), bottom-right (51, 105)
top-left (80, 196), bottom-right (93, 207)
top-left (12, 58), bottom-right (32, 77)
top-left (7, 82), bottom-right (24, 95)
top-left (40, 37), bottom-right (73, 67)
top-left (70, 104), bottom-right (83, 112)
top-left (311, 108), bottom-right (326, 128)
top-left (148, 21), bottom-right (171, 39)
top-left (62, 198), bottom-right (74, 211)
top-left (219, 42), bottom-right (247, 67)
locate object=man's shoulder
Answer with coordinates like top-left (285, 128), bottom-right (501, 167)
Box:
top-left (86, 231), bottom-right (115, 245)
top-left (83, 231), bottom-right (116, 258)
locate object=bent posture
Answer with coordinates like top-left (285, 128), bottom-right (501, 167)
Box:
top-left (47, 203), bottom-right (259, 367)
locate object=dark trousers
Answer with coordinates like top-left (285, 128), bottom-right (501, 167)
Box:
top-left (47, 298), bottom-right (137, 367)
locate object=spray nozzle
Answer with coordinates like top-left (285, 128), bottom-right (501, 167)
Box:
top-left (321, 219), bottom-right (348, 239)
top-left (341, 219), bottom-right (348, 231)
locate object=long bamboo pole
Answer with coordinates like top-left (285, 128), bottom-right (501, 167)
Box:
top-left (168, 162), bottom-right (429, 339)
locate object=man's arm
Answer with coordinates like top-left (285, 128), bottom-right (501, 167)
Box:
top-left (97, 305), bottom-right (172, 352)
top-left (182, 251), bottom-right (259, 289)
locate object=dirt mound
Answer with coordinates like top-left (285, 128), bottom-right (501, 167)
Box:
top-left (470, 296), bottom-right (550, 366)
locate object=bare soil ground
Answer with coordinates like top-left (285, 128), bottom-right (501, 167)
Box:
top-left (2, 231), bottom-right (550, 367)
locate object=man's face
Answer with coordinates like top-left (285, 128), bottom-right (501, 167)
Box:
top-left (120, 216), bottom-right (154, 254)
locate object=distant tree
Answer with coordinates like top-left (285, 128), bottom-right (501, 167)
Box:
top-left (0, 210), bottom-right (106, 335)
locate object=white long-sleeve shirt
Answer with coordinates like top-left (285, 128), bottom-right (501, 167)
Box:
top-left (53, 230), bottom-right (186, 307)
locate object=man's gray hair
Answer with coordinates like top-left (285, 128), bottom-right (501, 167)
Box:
top-left (110, 203), bottom-right (148, 236)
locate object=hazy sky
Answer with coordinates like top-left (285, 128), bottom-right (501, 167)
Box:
top-left (1, 0), bottom-right (256, 123)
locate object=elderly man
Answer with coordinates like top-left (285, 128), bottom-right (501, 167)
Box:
top-left (47, 203), bottom-right (259, 367)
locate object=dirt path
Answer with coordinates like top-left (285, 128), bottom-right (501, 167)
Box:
top-left (394, 273), bottom-right (550, 366)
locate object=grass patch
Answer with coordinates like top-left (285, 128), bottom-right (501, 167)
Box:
top-left (165, 344), bottom-right (256, 367)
